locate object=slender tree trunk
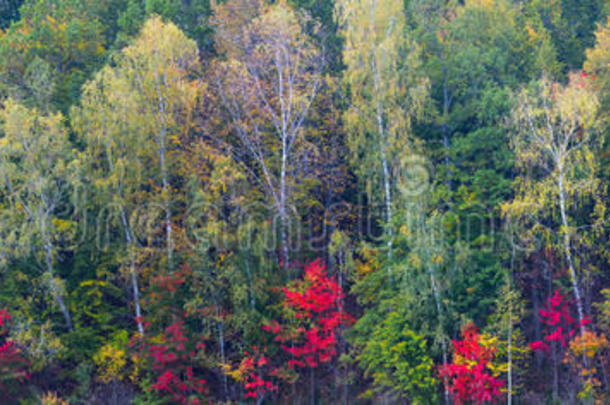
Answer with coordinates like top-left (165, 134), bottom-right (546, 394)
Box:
top-left (130, 271), bottom-right (144, 332)
top-left (120, 206), bottom-right (144, 334)
top-left (310, 366), bottom-right (315, 405)
top-left (44, 240), bottom-right (72, 330)
top-left (532, 286), bottom-right (543, 370)
top-left (430, 266), bottom-right (449, 405)
top-left (130, 249), bottom-right (144, 334)
top-left (245, 257), bottom-right (255, 309)
top-left (160, 126), bottom-right (172, 267)
top-left (441, 63), bottom-right (453, 193)
top-left (371, 57), bottom-right (393, 265)
top-left (507, 297), bottom-right (513, 405)
top-left (374, 96), bottom-right (392, 265)
top-left (422, 216), bottom-right (449, 405)
top-left (557, 167), bottom-right (586, 338)
top-left (280, 137), bottom-right (290, 270)
top-left (218, 320), bottom-right (229, 400)
top-left (409, 210), bottom-right (449, 404)
top-left (276, 47), bottom-right (291, 273)
top-left (291, 341), bottom-right (297, 401)
top-left (508, 244), bottom-right (517, 405)
top-left (558, 166), bottom-right (591, 392)
top-left (155, 71), bottom-right (173, 268)
top-left (552, 341), bottom-right (559, 400)
top-left (380, 142), bottom-right (393, 264)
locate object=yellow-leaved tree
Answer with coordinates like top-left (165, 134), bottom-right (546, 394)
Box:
top-left (72, 16), bottom-right (202, 333)
top-left (334, 0), bottom-right (429, 261)
top-left (504, 73), bottom-right (605, 339)
top-left (0, 99), bottom-right (77, 330)
top-left (210, 0), bottom-right (325, 270)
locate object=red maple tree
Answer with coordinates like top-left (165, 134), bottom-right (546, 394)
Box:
top-left (439, 324), bottom-right (505, 405)
top-left (131, 319), bottom-right (208, 405)
top-left (262, 258), bottom-right (354, 370)
top-left (530, 289), bottom-right (590, 353)
top-left (233, 259), bottom-right (353, 401)
top-left (132, 266), bottom-right (209, 405)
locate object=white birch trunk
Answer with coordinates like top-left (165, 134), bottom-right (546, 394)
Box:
top-left (557, 166), bottom-right (586, 338)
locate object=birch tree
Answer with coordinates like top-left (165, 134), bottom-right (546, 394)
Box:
top-left (210, 0), bottom-right (324, 270)
top-left (398, 189), bottom-right (453, 405)
top-left (335, 0), bottom-right (428, 261)
top-left (72, 64), bottom-right (148, 334)
top-left (504, 73), bottom-right (605, 339)
top-left (0, 99), bottom-right (75, 330)
top-left (121, 16), bottom-right (200, 268)
top-left (72, 16), bottom-right (201, 331)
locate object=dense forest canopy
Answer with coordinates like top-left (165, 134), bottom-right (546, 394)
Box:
top-left (0, 0), bottom-right (609, 403)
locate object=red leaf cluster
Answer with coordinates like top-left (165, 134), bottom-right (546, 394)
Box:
top-left (530, 290), bottom-right (590, 353)
top-left (239, 347), bottom-right (279, 400)
top-left (0, 309), bottom-right (10, 328)
top-left (439, 324), bottom-right (505, 405)
top-left (573, 71), bottom-right (597, 88)
top-left (263, 259), bottom-right (354, 370)
top-left (0, 309), bottom-right (29, 395)
top-left (151, 266), bottom-right (189, 295)
top-left (138, 320), bottom-right (208, 404)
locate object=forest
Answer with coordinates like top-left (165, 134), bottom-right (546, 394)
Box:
top-left (0, 0), bottom-right (609, 403)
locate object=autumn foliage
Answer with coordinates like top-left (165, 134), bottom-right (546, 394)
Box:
top-left (131, 267), bottom-right (209, 405)
top-left (231, 259), bottom-right (353, 401)
top-left (2, 0), bottom-right (610, 403)
top-left (235, 346), bottom-right (279, 400)
top-left (0, 309), bottom-right (29, 399)
top-left (439, 324), bottom-right (505, 405)
top-left (147, 321), bottom-right (208, 403)
top-left (563, 330), bottom-right (609, 401)
top-left (530, 290), bottom-right (590, 353)
top-left (263, 259), bottom-right (354, 370)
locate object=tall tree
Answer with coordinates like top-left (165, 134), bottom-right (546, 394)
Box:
top-left (335, 0), bottom-right (428, 262)
top-left (72, 16), bottom-right (201, 330)
top-left (504, 73), bottom-right (604, 339)
top-left (0, 99), bottom-right (76, 330)
top-left (409, 0), bottom-right (557, 331)
top-left (210, 0), bottom-right (325, 270)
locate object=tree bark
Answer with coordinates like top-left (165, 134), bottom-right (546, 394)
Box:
top-left (421, 215), bottom-right (449, 405)
top-left (310, 366), bottom-right (315, 405)
top-left (218, 320), bottom-right (229, 400)
top-left (155, 71), bottom-right (173, 269)
top-left (552, 341), bottom-right (559, 400)
top-left (557, 166), bottom-right (586, 339)
top-left (44, 240), bottom-right (72, 330)
top-left (429, 266), bottom-right (449, 405)
top-left (371, 58), bottom-right (393, 265)
top-left (507, 297), bottom-right (513, 405)
top-left (280, 134), bottom-right (290, 270)
top-left (120, 204), bottom-right (145, 334)
top-left (441, 63), bottom-right (453, 193)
